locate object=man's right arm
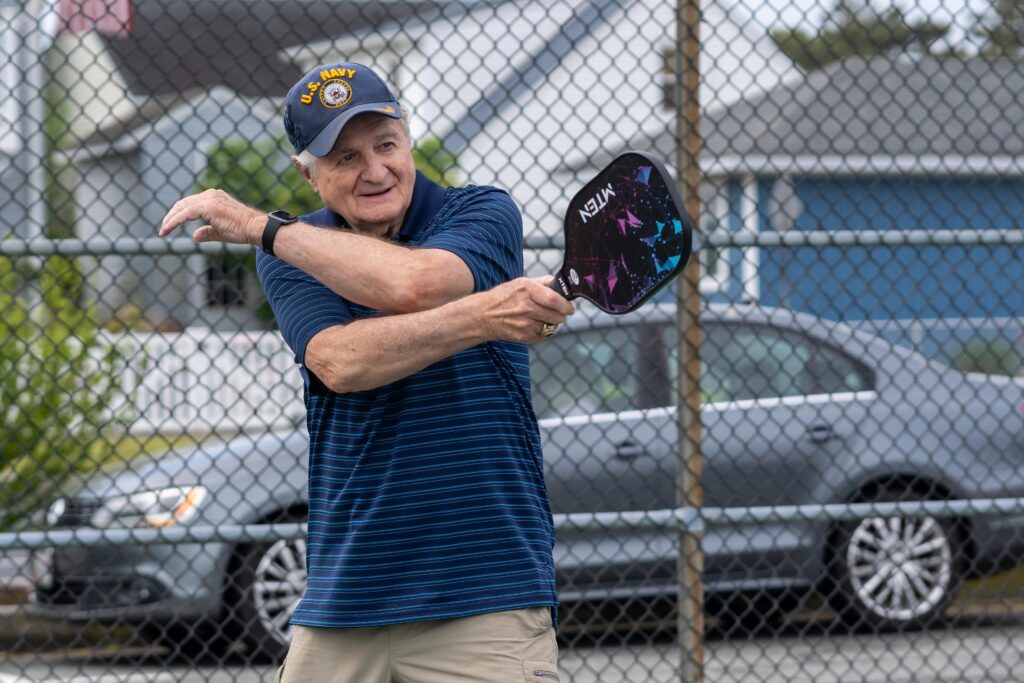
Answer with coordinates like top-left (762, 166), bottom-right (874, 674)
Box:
top-left (304, 276), bottom-right (573, 393)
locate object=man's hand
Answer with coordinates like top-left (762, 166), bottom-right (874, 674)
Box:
top-left (159, 189), bottom-right (265, 245)
top-left (476, 276), bottom-right (575, 344)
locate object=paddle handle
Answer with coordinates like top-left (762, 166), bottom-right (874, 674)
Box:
top-left (548, 272), bottom-right (572, 300)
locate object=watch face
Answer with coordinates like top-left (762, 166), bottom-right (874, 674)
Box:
top-left (270, 210), bottom-right (297, 222)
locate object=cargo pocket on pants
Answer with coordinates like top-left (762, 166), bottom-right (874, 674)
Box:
top-left (523, 660), bottom-right (560, 681)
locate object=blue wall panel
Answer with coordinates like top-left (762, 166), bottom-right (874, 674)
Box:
top-left (755, 177), bottom-right (1024, 321)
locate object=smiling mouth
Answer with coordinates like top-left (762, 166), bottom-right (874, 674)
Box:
top-left (361, 187), bottom-right (393, 198)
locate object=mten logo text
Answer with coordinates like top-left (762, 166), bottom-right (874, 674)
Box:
top-left (578, 184), bottom-right (616, 224)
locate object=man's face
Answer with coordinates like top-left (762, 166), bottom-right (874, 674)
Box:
top-left (310, 114), bottom-right (416, 238)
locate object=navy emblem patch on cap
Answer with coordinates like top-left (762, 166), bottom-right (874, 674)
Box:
top-left (320, 79), bottom-right (353, 108)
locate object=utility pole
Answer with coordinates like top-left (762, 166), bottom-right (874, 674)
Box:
top-left (674, 0), bottom-right (704, 681)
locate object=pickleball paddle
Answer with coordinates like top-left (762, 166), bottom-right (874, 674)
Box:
top-left (549, 151), bottom-right (694, 314)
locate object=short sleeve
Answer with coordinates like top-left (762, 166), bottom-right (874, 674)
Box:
top-left (419, 188), bottom-right (523, 292)
top-left (255, 250), bottom-right (353, 369)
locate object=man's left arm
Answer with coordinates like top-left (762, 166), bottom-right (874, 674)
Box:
top-left (272, 222), bottom-right (473, 313)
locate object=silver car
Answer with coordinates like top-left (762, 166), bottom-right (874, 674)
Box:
top-left (30, 304), bottom-right (1024, 658)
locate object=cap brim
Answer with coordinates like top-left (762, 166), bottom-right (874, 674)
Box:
top-left (305, 102), bottom-right (403, 157)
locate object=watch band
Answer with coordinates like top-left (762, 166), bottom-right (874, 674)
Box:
top-left (261, 210), bottom-right (298, 256)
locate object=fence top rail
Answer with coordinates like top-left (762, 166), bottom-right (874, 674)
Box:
top-left (0, 229), bottom-right (1022, 257)
top-left (702, 228), bottom-right (1024, 248)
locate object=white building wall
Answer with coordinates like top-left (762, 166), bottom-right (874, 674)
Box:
top-left (73, 151), bottom-right (144, 320)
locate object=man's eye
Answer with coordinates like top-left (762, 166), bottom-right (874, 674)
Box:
top-left (337, 154), bottom-right (355, 164)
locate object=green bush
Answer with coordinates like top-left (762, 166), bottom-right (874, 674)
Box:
top-left (412, 136), bottom-right (461, 187)
top-left (0, 256), bottom-right (129, 529)
top-left (197, 136), bottom-right (322, 215)
top-left (946, 337), bottom-right (1023, 376)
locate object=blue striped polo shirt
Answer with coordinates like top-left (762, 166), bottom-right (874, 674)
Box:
top-left (255, 171), bottom-right (557, 628)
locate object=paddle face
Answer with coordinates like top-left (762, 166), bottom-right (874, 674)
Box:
top-left (551, 151), bottom-right (693, 314)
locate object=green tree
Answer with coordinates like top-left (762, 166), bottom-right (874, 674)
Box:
top-left (771, 0), bottom-right (951, 70)
top-left (0, 256), bottom-right (128, 529)
top-left (946, 337), bottom-right (1023, 376)
top-left (42, 49), bottom-right (77, 239)
top-left (973, 0), bottom-right (1024, 58)
top-left (412, 136), bottom-right (461, 187)
top-left (197, 136), bottom-right (322, 215)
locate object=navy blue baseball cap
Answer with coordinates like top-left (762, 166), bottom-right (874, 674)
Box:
top-left (283, 62), bottom-right (403, 156)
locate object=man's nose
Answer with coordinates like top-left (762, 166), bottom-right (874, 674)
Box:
top-left (361, 154), bottom-right (389, 183)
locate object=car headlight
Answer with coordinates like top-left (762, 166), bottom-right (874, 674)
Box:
top-left (90, 486), bottom-right (208, 529)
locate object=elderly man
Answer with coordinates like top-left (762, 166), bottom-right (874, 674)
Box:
top-left (160, 62), bottom-right (572, 683)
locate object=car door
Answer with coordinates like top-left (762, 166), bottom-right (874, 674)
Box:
top-left (664, 320), bottom-right (875, 587)
top-left (533, 322), bottom-right (676, 597)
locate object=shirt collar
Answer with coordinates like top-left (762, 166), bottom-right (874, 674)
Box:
top-left (396, 171), bottom-right (446, 243)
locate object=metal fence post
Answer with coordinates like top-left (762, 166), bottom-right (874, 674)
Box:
top-left (675, 0), bottom-right (704, 681)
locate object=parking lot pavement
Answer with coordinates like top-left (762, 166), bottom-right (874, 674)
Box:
top-left (559, 621), bottom-right (1024, 683)
top-left (2, 618), bottom-right (1024, 683)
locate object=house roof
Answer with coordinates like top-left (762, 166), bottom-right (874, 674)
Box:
top-left (581, 55), bottom-right (1024, 176)
top-left (60, 87), bottom-right (278, 162)
top-left (97, 0), bottom-right (479, 98)
top-left (71, 90), bottom-right (203, 151)
top-left (704, 55), bottom-right (1024, 159)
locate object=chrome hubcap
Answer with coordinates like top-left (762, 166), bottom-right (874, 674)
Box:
top-left (847, 515), bottom-right (952, 622)
top-left (253, 538), bottom-right (307, 645)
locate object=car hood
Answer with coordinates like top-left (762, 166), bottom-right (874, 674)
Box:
top-left (70, 429), bottom-right (309, 502)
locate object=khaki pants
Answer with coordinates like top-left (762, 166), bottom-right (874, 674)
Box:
top-left (275, 607), bottom-right (559, 683)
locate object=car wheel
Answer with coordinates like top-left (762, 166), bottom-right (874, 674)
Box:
top-left (231, 524), bottom-right (307, 661)
top-left (827, 489), bottom-right (963, 630)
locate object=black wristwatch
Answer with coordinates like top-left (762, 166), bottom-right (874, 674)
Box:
top-left (261, 210), bottom-right (299, 256)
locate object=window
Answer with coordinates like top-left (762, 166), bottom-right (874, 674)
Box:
top-left (811, 342), bottom-right (874, 394)
top-left (700, 189), bottom-right (731, 295)
top-left (663, 322), bottom-right (874, 403)
top-left (530, 325), bottom-right (666, 419)
top-left (704, 324), bottom-right (812, 401)
top-left (664, 322), bottom-right (813, 403)
top-left (205, 256), bottom-right (249, 307)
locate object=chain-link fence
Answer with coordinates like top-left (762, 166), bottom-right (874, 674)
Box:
top-left (2, 0), bottom-right (1024, 681)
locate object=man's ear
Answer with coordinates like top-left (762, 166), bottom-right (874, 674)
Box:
top-left (291, 156), bottom-right (319, 193)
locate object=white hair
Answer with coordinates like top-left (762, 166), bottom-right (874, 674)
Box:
top-left (293, 104), bottom-right (412, 180)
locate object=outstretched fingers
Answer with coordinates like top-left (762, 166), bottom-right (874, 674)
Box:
top-left (159, 194), bottom-right (209, 237)
top-left (158, 189), bottom-right (257, 244)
